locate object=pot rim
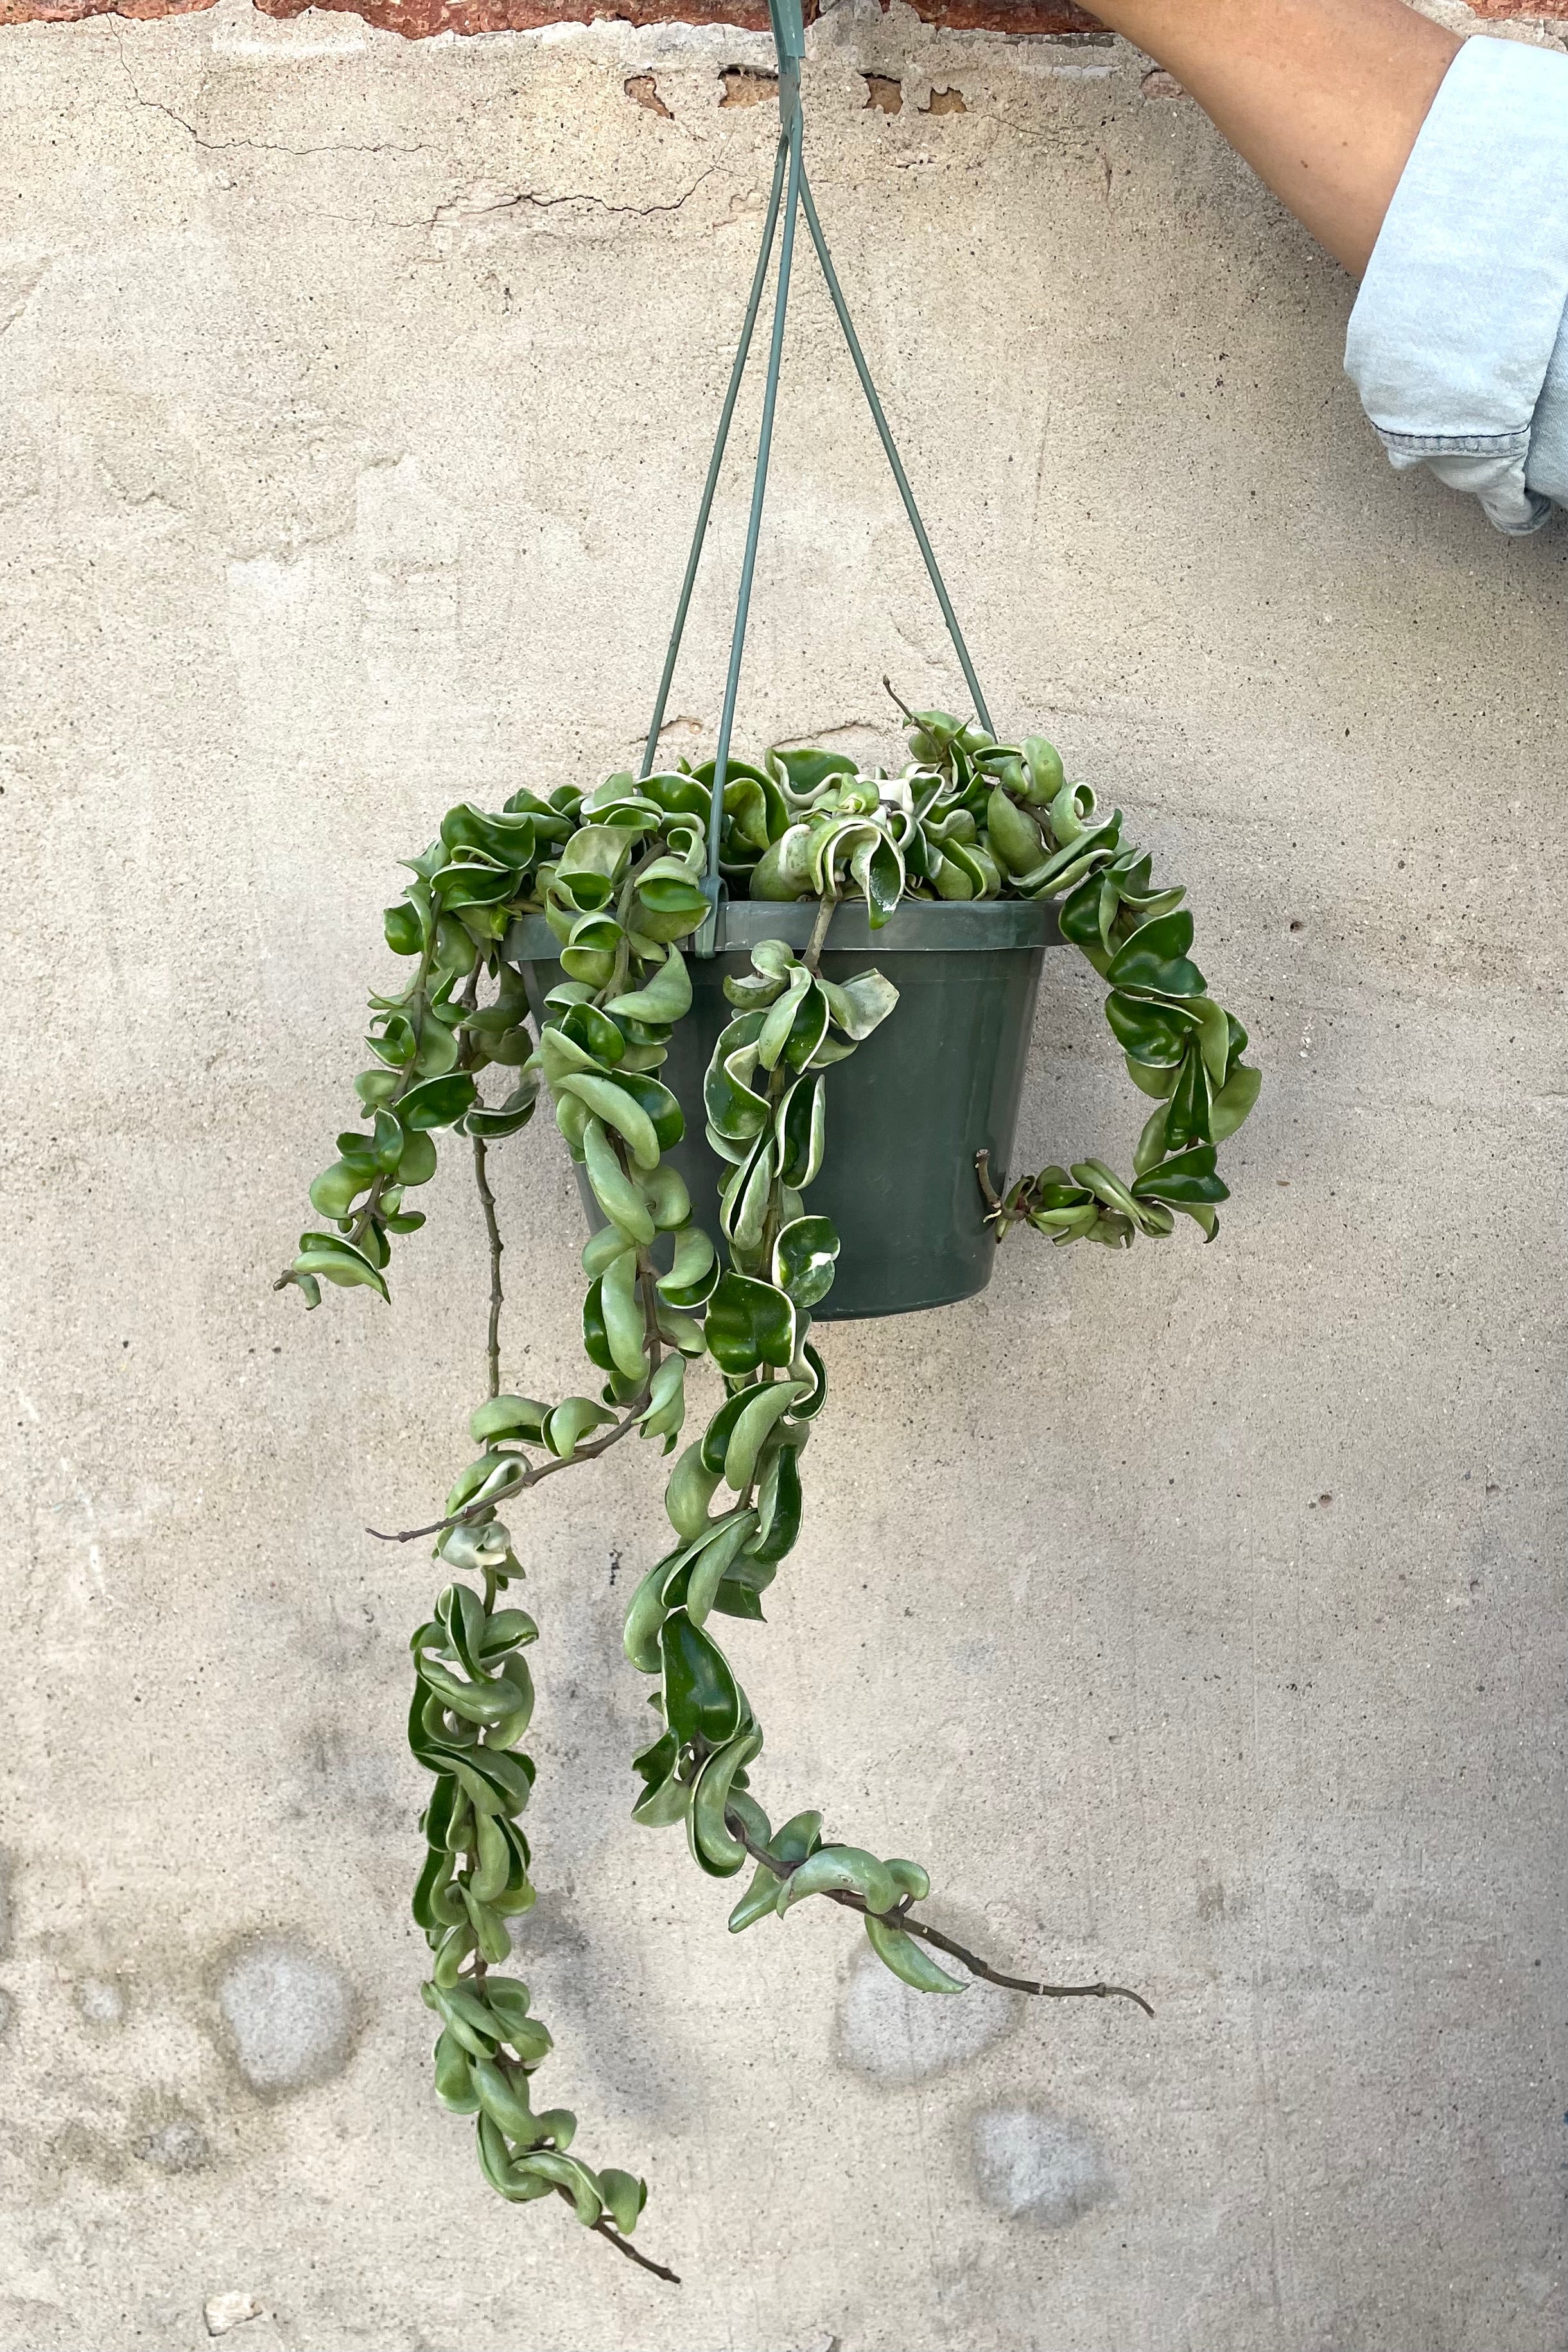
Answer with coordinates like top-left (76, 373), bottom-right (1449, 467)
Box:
top-left (503, 897), bottom-right (1063, 963)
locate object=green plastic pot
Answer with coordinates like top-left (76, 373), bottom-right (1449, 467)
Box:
top-left (506, 899), bottom-right (1063, 1320)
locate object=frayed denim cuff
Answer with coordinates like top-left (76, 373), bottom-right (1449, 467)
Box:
top-left (1345, 35), bottom-right (1568, 535)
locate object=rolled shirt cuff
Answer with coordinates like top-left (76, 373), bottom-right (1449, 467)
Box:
top-left (1345, 34), bottom-right (1568, 535)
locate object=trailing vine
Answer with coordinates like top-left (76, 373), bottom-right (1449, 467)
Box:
top-left (277, 702), bottom-right (1257, 2281)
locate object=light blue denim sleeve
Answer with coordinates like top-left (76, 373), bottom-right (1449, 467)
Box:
top-left (1345, 34), bottom-right (1568, 535)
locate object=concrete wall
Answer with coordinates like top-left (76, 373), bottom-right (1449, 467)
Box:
top-left (3, 6), bottom-right (1564, 2348)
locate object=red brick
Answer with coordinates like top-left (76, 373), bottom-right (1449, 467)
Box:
top-left (0, 0), bottom-right (1106, 33)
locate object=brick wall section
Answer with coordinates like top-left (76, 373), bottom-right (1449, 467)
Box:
top-left (0, 0), bottom-right (1104, 28)
top-left (0, 0), bottom-right (1559, 56)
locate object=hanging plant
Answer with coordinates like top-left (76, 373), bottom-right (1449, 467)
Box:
top-left (277, 0), bottom-right (1262, 2285)
top-left (277, 704), bottom-right (1259, 2283)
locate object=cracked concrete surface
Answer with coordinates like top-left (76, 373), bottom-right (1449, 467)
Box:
top-left (115, 27), bottom-right (424, 150)
top-left (429, 160), bottom-right (717, 225)
top-left (1, 3), bottom-right (1565, 2349)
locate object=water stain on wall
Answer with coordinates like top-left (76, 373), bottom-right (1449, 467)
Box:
top-left (49, 2118), bottom-right (137, 2190)
top-left (281, 1720), bottom-right (406, 1836)
top-left (134, 2114), bottom-right (213, 2175)
top-left (837, 1944), bottom-right (1019, 2086)
top-left (970, 2106), bottom-right (1115, 2226)
top-left (212, 1935), bottom-right (360, 2098)
top-left (74, 1976), bottom-right (126, 2027)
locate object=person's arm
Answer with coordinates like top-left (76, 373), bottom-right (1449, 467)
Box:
top-left (1089, 0), bottom-right (1462, 277)
top-left (1087, 3), bottom-right (1568, 536)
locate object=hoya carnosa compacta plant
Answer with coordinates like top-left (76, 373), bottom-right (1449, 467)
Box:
top-left (277, 705), bottom-right (1259, 2283)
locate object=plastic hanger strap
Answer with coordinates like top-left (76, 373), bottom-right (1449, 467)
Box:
top-left (638, 0), bottom-right (992, 954)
